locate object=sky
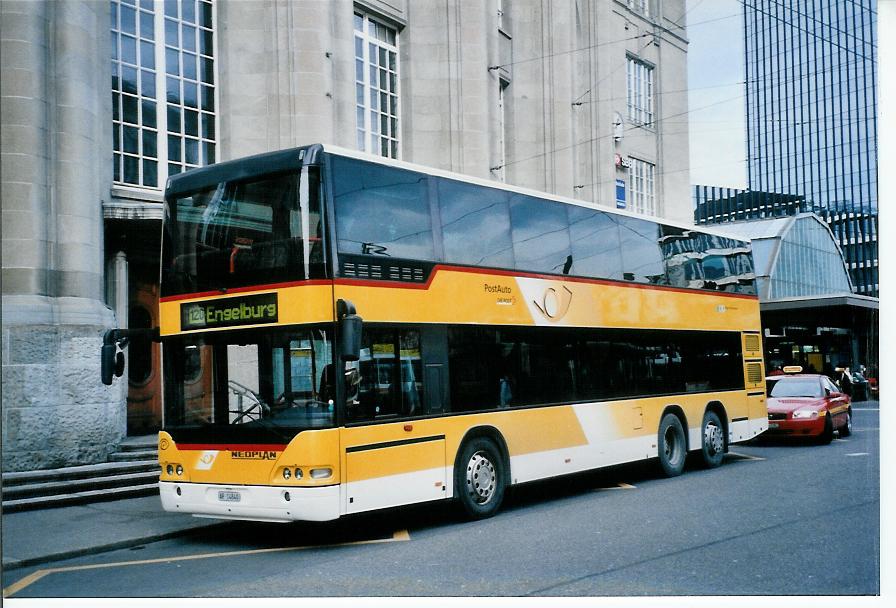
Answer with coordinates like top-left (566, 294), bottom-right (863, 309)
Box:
top-left (686, 0), bottom-right (748, 189)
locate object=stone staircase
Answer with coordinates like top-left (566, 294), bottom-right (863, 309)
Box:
top-left (1, 435), bottom-right (160, 513)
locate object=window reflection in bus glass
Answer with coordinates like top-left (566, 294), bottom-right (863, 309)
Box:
top-left (509, 195), bottom-right (572, 273)
top-left (567, 206), bottom-right (623, 280)
top-left (438, 178), bottom-right (515, 268)
top-left (332, 157), bottom-right (434, 260)
top-left (618, 216), bottom-right (663, 283)
top-left (162, 169), bottom-right (324, 296)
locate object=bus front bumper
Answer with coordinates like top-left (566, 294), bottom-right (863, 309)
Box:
top-left (159, 481), bottom-right (340, 523)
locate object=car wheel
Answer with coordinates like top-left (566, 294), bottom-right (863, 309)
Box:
top-left (454, 436), bottom-right (506, 519)
top-left (818, 413), bottom-right (834, 444)
top-left (699, 410), bottom-right (726, 468)
top-left (658, 413), bottom-right (687, 477)
top-left (839, 409), bottom-right (852, 437)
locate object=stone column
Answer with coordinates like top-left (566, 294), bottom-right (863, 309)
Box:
top-left (216, 0), bottom-right (353, 160)
top-left (1, 0), bottom-right (125, 471)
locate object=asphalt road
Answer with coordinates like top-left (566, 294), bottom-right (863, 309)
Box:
top-left (4, 403), bottom-right (880, 598)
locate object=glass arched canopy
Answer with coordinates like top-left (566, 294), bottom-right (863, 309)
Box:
top-left (716, 213), bottom-right (852, 301)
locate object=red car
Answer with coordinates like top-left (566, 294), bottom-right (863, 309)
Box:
top-left (765, 371), bottom-right (852, 443)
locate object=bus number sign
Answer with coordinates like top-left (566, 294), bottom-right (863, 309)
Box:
top-left (181, 293), bottom-right (279, 330)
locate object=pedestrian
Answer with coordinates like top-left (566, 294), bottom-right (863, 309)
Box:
top-left (839, 367), bottom-right (853, 397)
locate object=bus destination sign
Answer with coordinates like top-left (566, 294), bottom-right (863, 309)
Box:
top-left (181, 293), bottom-right (279, 330)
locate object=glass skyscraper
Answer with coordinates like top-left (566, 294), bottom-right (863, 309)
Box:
top-left (743, 0), bottom-right (878, 296)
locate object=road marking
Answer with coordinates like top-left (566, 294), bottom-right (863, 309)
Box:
top-left (727, 451), bottom-right (765, 461)
top-left (851, 428), bottom-right (879, 432)
top-left (845, 453), bottom-right (869, 457)
top-left (3, 529), bottom-right (410, 598)
top-left (594, 482), bottom-right (635, 492)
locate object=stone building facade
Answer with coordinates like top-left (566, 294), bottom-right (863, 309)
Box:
top-left (1, 0), bottom-right (691, 471)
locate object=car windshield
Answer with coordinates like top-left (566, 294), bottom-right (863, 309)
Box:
top-left (767, 378), bottom-right (823, 398)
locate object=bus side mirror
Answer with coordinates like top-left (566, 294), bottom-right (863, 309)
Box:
top-left (101, 343), bottom-right (118, 385)
top-left (101, 342), bottom-right (126, 385)
top-left (337, 299), bottom-right (362, 362)
top-left (340, 314), bottom-right (362, 362)
top-left (101, 327), bottom-right (158, 385)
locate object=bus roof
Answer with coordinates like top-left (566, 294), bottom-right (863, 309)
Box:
top-left (318, 144), bottom-right (753, 244)
top-left (166, 143), bottom-right (752, 245)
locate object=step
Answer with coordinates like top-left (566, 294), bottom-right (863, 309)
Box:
top-left (108, 450), bottom-right (159, 462)
top-left (2, 471), bottom-right (161, 501)
top-left (2, 460), bottom-right (159, 488)
top-left (119, 435), bottom-right (159, 451)
top-left (1, 483), bottom-right (160, 513)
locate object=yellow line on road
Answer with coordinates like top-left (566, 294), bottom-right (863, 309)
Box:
top-left (728, 451), bottom-right (766, 461)
top-left (2, 570), bottom-right (49, 598)
top-left (3, 529), bottom-right (410, 598)
top-left (594, 482), bottom-right (636, 492)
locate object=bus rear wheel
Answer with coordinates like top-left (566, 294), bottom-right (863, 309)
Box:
top-left (700, 410), bottom-right (726, 468)
top-left (454, 436), bottom-right (506, 519)
top-left (658, 413), bottom-right (687, 477)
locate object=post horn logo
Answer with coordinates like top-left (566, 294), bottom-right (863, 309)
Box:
top-left (533, 285), bottom-right (573, 321)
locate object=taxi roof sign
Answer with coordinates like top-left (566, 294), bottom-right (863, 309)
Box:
top-left (783, 365), bottom-right (803, 374)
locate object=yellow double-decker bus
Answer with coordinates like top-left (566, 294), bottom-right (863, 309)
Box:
top-left (103, 144), bottom-right (767, 522)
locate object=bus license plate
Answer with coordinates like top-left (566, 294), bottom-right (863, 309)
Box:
top-left (218, 490), bottom-right (241, 503)
top-left (768, 423), bottom-right (779, 429)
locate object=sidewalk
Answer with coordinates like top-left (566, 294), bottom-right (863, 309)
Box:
top-left (2, 494), bottom-right (223, 570)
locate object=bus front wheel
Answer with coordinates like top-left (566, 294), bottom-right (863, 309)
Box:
top-left (454, 436), bottom-right (506, 519)
top-left (658, 413), bottom-right (687, 477)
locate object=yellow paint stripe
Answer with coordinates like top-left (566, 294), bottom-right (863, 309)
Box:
top-left (2, 570), bottom-right (51, 598)
top-left (593, 482), bottom-right (636, 492)
top-left (727, 451), bottom-right (765, 461)
top-left (3, 529), bottom-right (410, 598)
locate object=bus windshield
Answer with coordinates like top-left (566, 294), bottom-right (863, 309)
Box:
top-left (161, 168), bottom-right (325, 297)
top-left (163, 326), bottom-right (336, 434)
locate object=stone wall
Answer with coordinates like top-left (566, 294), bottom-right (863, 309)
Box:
top-left (1, 1), bottom-right (124, 472)
top-left (1, 297), bottom-right (126, 471)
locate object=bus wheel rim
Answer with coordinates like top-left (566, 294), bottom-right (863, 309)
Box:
top-left (466, 451), bottom-right (496, 504)
top-left (704, 421), bottom-right (724, 455)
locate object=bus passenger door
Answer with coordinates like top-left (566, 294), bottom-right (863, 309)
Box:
top-left (342, 326), bottom-right (448, 514)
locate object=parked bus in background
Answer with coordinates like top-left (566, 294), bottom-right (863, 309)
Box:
top-left (102, 144), bottom-right (767, 522)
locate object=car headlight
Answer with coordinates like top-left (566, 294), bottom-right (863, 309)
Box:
top-left (792, 409), bottom-right (819, 419)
